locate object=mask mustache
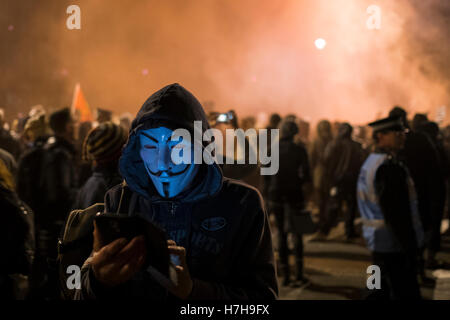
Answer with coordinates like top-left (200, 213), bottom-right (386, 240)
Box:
top-left (146, 163), bottom-right (191, 177)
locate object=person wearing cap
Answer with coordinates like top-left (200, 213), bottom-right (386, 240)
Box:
top-left (357, 116), bottom-right (424, 300)
top-left (73, 122), bottom-right (128, 210)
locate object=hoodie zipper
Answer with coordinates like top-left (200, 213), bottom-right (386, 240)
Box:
top-left (170, 202), bottom-right (177, 215)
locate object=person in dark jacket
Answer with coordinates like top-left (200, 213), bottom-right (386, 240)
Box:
top-left (389, 107), bottom-right (444, 276)
top-left (267, 119), bottom-right (311, 287)
top-left (358, 116), bottom-right (423, 300)
top-left (416, 121), bottom-right (448, 268)
top-left (309, 120), bottom-right (333, 236)
top-left (314, 123), bottom-right (364, 240)
top-left (17, 114), bottom-right (52, 216)
top-left (0, 158), bottom-right (35, 300)
top-left (209, 110), bottom-right (260, 189)
top-left (32, 107), bottom-right (78, 300)
top-left (73, 122), bottom-right (127, 209)
top-left (262, 114), bottom-right (282, 200)
top-left (74, 83), bottom-right (278, 300)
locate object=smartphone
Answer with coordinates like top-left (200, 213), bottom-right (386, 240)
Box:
top-left (216, 113), bottom-right (228, 123)
top-left (94, 213), bottom-right (170, 277)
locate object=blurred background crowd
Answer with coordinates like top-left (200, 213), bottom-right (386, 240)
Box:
top-left (1, 100), bottom-right (449, 299)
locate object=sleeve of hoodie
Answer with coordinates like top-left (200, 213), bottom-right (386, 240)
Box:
top-left (73, 185), bottom-right (130, 300)
top-left (188, 188), bottom-right (279, 300)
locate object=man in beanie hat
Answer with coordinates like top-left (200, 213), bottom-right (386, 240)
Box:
top-left (266, 118), bottom-right (311, 287)
top-left (74, 122), bottom-right (128, 209)
top-left (357, 116), bottom-right (424, 300)
top-left (74, 83), bottom-right (277, 300)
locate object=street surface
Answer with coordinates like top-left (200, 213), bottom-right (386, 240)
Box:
top-left (276, 219), bottom-right (450, 300)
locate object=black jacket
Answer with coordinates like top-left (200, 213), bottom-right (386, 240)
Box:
top-left (374, 155), bottom-right (419, 256)
top-left (75, 83), bottom-right (278, 300)
top-left (0, 128), bottom-right (22, 160)
top-left (73, 165), bottom-right (122, 210)
top-left (398, 131), bottom-right (443, 231)
top-left (0, 185), bottom-right (35, 299)
top-left (40, 136), bottom-right (78, 227)
top-left (323, 136), bottom-right (364, 193)
top-left (17, 136), bottom-right (49, 216)
top-left (267, 138), bottom-right (310, 204)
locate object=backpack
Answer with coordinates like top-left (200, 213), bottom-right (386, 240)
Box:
top-left (57, 184), bottom-right (132, 300)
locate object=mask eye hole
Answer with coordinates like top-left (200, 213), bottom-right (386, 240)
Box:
top-left (144, 145), bottom-right (156, 149)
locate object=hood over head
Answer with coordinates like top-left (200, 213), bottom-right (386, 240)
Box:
top-left (119, 83), bottom-right (223, 202)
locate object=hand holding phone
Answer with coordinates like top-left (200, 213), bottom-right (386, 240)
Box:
top-left (91, 213), bottom-right (173, 288)
top-left (91, 221), bottom-right (146, 288)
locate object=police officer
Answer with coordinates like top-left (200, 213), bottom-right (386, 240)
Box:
top-left (357, 116), bottom-right (424, 300)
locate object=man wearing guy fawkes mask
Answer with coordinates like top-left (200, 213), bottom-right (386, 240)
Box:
top-left (75, 83), bottom-right (278, 300)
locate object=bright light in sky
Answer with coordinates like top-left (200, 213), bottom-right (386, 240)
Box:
top-left (315, 38), bottom-right (326, 50)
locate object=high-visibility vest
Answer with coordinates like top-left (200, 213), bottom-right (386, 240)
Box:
top-left (357, 153), bottom-right (424, 252)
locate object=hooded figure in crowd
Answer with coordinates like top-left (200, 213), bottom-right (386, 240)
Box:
top-left (75, 83), bottom-right (278, 300)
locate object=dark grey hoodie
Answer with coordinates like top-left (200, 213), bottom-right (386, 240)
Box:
top-left (75, 83), bottom-right (278, 300)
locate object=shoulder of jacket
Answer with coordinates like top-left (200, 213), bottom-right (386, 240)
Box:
top-left (220, 178), bottom-right (264, 208)
top-left (105, 182), bottom-right (125, 197)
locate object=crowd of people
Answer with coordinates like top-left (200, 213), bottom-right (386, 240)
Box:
top-left (0, 86), bottom-right (449, 300)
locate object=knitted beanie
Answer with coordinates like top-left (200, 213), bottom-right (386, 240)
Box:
top-left (83, 122), bottom-right (128, 164)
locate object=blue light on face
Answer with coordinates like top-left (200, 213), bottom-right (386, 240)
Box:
top-left (139, 127), bottom-right (198, 199)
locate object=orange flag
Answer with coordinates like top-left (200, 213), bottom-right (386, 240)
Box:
top-left (71, 83), bottom-right (93, 122)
